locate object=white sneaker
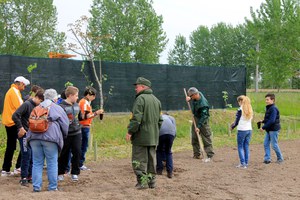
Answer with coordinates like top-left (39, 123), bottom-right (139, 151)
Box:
top-left (71, 174), bottom-right (78, 182)
top-left (236, 164), bottom-right (247, 169)
top-left (57, 175), bottom-right (64, 181)
top-left (203, 158), bottom-right (211, 163)
top-left (1, 170), bottom-right (12, 177)
top-left (13, 168), bottom-right (21, 175)
top-left (80, 165), bottom-right (90, 171)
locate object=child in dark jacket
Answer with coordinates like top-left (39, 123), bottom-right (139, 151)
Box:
top-left (259, 93), bottom-right (283, 164)
top-left (58, 86), bottom-right (83, 182)
top-left (12, 89), bottom-right (44, 186)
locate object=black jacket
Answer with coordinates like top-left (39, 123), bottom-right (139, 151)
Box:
top-left (262, 104), bottom-right (280, 132)
top-left (12, 99), bottom-right (37, 131)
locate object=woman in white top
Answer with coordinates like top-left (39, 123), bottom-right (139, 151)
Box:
top-left (231, 95), bottom-right (253, 168)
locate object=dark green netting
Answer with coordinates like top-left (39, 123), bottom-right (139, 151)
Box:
top-left (0, 55), bottom-right (246, 112)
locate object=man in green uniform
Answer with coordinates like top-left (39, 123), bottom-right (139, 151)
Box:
top-left (126, 77), bottom-right (163, 189)
top-left (186, 87), bottom-right (214, 162)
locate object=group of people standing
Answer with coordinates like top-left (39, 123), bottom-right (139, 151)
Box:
top-left (126, 77), bottom-right (284, 190)
top-left (1, 75), bottom-right (284, 192)
top-left (1, 76), bottom-right (103, 192)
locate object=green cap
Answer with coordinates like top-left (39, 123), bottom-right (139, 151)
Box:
top-left (134, 77), bottom-right (151, 87)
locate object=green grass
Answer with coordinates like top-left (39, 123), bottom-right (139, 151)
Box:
top-left (0, 91), bottom-right (299, 162)
top-left (247, 91), bottom-right (300, 117)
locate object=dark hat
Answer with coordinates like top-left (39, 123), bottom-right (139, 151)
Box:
top-left (134, 77), bottom-right (151, 87)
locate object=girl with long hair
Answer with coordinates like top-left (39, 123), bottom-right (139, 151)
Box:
top-left (231, 95), bottom-right (253, 168)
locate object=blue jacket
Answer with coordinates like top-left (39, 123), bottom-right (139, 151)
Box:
top-left (262, 104), bottom-right (280, 132)
top-left (27, 99), bottom-right (69, 152)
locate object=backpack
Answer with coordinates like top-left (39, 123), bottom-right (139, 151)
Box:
top-left (28, 105), bottom-right (51, 133)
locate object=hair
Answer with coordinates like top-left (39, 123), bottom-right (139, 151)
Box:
top-left (84, 86), bottom-right (97, 96)
top-left (30, 85), bottom-right (42, 97)
top-left (44, 89), bottom-right (58, 101)
top-left (237, 95), bottom-right (253, 120)
top-left (65, 86), bottom-right (79, 97)
top-left (187, 87), bottom-right (199, 97)
top-left (265, 93), bottom-right (275, 101)
top-left (34, 89), bottom-right (45, 101)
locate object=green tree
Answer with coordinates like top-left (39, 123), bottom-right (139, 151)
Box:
top-left (89, 0), bottom-right (168, 63)
top-left (190, 23), bottom-right (253, 69)
top-left (246, 0), bottom-right (300, 89)
top-left (0, 0), bottom-right (66, 57)
top-left (189, 25), bottom-right (213, 66)
top-left (167, 34), bottom-right (190, 65)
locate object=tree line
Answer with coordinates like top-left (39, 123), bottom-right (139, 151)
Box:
top-left (0, 0), bottom-right (299, 89)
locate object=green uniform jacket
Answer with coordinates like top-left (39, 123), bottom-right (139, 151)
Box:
top-left (127, 89), bottom-right (163, 146)
top-left (191, 92), bottom-right (210, 128)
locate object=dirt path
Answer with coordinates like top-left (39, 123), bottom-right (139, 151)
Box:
top-left (0, 139), bottom-right (299, 200)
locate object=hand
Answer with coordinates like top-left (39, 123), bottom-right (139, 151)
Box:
top-left (195, 128), bottom-right (200, 134)
top-left (126, 133), bottom-right (132, 141)
top-left (96, 109), bottom-right (104, 115)
top-left (18, 127), bottom-right (26, 138)
top-left (186, 96), bottom-right (191, 102)
top-left (259, 128), bottom-right (264, 132)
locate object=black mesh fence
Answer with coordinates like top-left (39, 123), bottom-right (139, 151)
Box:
top-left (0, 55), bottom-right (246, 112)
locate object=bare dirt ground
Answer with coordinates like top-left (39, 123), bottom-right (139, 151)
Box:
top-left (0, 139), bottom-right (299, 200)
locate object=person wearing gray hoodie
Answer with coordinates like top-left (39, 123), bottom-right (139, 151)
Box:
top-left (27, 89), bottom-right (69, 192)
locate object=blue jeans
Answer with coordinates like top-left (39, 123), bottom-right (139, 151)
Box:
top-left (80, 127), bottom-right (90, 167)
top-left (30, 140), bottom-right (58, 191)
top-left (18, 135), bottom-right (32, 179)
top-left (156, 135), bottom-right (175, 173)
top-left (237, 130), bottom-right (252, 166)
top-left (264, 131), bottom-right (283, 162)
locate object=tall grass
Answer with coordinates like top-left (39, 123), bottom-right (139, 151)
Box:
top-left (0, 91), bottom-right (299, 162)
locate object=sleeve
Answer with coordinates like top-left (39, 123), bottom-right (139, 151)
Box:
top-left (127, 98), bottom-right (144, 134)
top-left (197, 107), bottom-right (209, 128)
top-left (57, 107), bottom-right (70, 139)
top-left (170, 116), bottom-right (176, 136)
top-left (158, 103), bottom-right (163, 129)
top-left (10, 90), bottom-right (23, 110)
top-left (12, 103), bottom-right (27, 130)
top-left (231, 109), bottom-right (242, 130)
top-left (262, 107), bottom-right (277, 130)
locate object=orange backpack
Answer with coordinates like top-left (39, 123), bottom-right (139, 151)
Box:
top-left (28, 105), bottom-right (51, 133)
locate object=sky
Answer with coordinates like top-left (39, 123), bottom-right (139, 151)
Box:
top-left (53, 0), bottom-right (265, 63)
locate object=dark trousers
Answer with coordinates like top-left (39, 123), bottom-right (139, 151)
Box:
top-left (156, 135), bottom-right (175, 173)
top-left (18, 134), bottom-right (32, 178)
top-left (132, 145), bottom-right (156, 184)
top-left (58, 133), bottom-right (82, 175)
top-left (191, 122), bottom-right (215, 158)
top-left (2, 125), bottom-right (21, 172)
top-left (80, 127), bottom-right (90, 167)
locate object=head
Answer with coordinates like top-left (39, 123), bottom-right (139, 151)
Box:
top-left (84, 86), bottom-right (97, 101)
top-left (65, 86), bottom-right (79, 103)
top-left (133, 77), bottom-right (151, 94)
top-left (187, 87), bottom-right (200, 100)
top-left (30, 85), bottom-right (42, 97)
top-left (44, 89), bottom-right (58, 102)
top-left (32, 89), bottom-right (45, 105)
top-left (237, 95), bottom-right (253, 120)
top-left (14, 76), bottom-right (30, 91)
top-left (265, 93), bottom-right (275, 105)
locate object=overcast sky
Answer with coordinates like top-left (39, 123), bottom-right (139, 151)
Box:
top-left (53, 0), bottom-right (265, 63)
